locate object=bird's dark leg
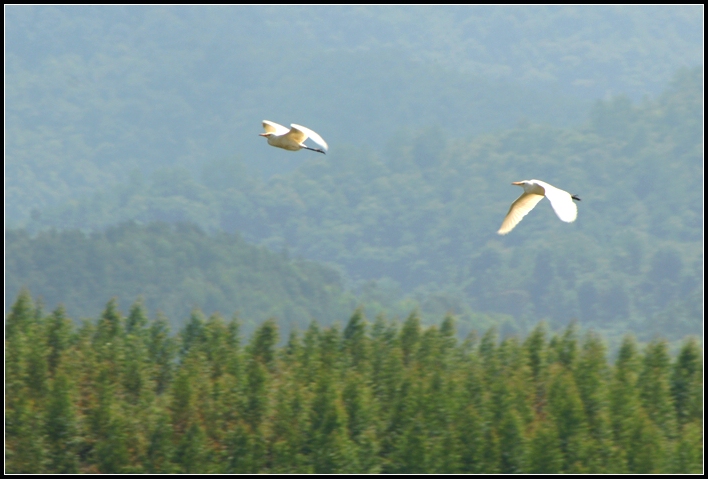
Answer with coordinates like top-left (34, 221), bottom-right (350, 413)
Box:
top-left (571, 194), bottom-right (581, 201)
top-left (303, 146), bottom-right (326, 154)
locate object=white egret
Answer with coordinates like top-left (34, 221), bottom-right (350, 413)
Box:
top-left (497, 179), bottom-right (580, 235)
top-left (259, 120), bottom-right (328, 154)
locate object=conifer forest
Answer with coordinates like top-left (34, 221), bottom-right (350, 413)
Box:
top-left (5, 291), bottom-right (703, 473)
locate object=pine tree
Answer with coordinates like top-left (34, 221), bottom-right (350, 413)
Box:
top-left (439, 314), bottom-right (457, 354)
top-left (608, 336), bottom-right (641, 471)
top-left (639, 339), bottom-right (675, 436)
top-left (91, 369), bottom-right (130, 473)
top-left (44, 373), bottom-right (79, 473)
top-left (343, 307), bottom-right (369, 370)
top-left (319, 324), bottom-right (343, 373)
top-left (225, 422), bottom-right (261, 473)
top-left (479, 426), bottom-right (501, 473)
top-left (341, 373), bottom-right (380, 473)
top-left (249, 317), bottom-right (278, 371)
top-left (552, 322), bottom-right (579, 370)
top-left (547, 365), bottom-right (587, 472)
top-left (269, 378), bottom-right (311, 473)
top-left (225, 314), bottom-right (243, 380)
top-left (123, 300), bottom-right (154, 405)
top-left (6, 287), bottom-right (35, 340)
top-left (299, 321), bottom-right (321, 384)
top-left (25, 314), bottom-right (50, 401)
top-left (479, 326), bottom-right (498, 384)
top-left (148, 312), bottom-right (176, 395)
top-left (523, 322), bottom-right (548, 415)
top-left (174, 421), bottom-right (209, 473)
top-left (456, 404), bottom-right (484, 473)
top-left (388, 416), bottom-right (427, 473)
top-left (243, 358), bottom-right (268, 432)
top-left (380, 377), bottom-right (415, 472)
top-left (144, 410), bottom-right (176, 473)
top-left (526, 418), bottom-right (563, 473)
top-left (307, 371), bottom-right (354, 473)
top-left (6, 290), bottom-right (34, 410)
top-left (180, 309), bottom-right (206, 358)
top-left (670, 337), bottom-right (702, 428)
top-left (5, 394), bottom-right (47, 473)
top-left (93, 299), bottom-right (126, 386)
top-left (370, 315), bottom-right (403, 418)
top-left (670, 420), bottom-right (703, 473)
top-left (203, 312), bottom-right (230, 379)
top-left (125, 297), bottom-right (149, 335)
top-left (342, 373), bottom-right (372, 442)
top-left (575, 331), bottom-right (609, 435)
top-left (5, 291), bottom-right (49, 472)
top-left (400, 311), bottom-right (422, 366)
top-left (625, 411), bottom-right (666, 473)
top-left (170, 352), bottom-right (207, 435)
top-left (498, 411), bottom-right (525, 473)
top-left (46, 305), bottom-right (73, 376)
top-left (95, 297), bottom-right (124, 345)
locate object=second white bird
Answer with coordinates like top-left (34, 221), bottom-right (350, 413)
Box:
top-left (259, 120), bottom-right (328, 154)
top-left (498, 179), bottom-right (580, 235)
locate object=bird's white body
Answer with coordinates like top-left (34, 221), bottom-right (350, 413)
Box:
top-left (260, 120), bottom-right (328, 154)
top-left (497, 179), bottom-right (579, 235)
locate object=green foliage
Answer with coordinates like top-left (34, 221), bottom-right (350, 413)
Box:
top-left (5, 222), bottom-right (358, 335)
top-left (4, 290), bottom-right (702, 473)
top-left (249, 318), bottom-right (278, 370)
top-left (44, 373), bottom-right (79, 473)
top-left (547, 365), bottom-right (587, 471)
top-left (343, 307), bottom-right (369, 370)
top-left (670, 338), bottom-right (703, 428)
top-left (144, 411), bottom-right (176, 473)
top-left (639, 339), bottom-right (675, 436)
top-left (46, 305), bottom-right (73, 376)
top-left (526, 419), bottom-right (563, 473)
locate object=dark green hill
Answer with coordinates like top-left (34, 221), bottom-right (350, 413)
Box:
top-left (6, 222), bottom-right (513, 337)
top-left (5, 222), bottom-right (357, 333)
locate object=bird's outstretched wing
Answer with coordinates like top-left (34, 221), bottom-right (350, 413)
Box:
top-left (262, 120), bottom-right (290, 135)
top-left (539, 181), bottom-right (578, 223)
top-left (498, 192), bottom-right (545, 235)
top-left (290, 124), bottom-right (328, 151)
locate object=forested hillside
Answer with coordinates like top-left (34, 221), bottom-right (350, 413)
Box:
top-left (5, 223), bottom-right (510, 338)
top-left (5, 223), bottom-right (355, 332)
top-left (6, 6), bottom-right (703, 224)
top-left (20, 67), bottom-right (702, 341)
top-left (6, 291), bottom-right (703, 473)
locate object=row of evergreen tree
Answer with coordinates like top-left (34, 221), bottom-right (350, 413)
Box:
top-left (5, 290), bottom-right (702, 473)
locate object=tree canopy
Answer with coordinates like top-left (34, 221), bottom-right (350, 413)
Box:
top-left (5, 291), bottom-right (703, 473)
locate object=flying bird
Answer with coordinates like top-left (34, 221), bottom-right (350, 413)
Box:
top-left (497, 179), bottom-right (580, 235)
top-left (259, 120), bottom-right (328, 154)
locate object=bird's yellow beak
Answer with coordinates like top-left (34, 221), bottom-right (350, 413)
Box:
top-left (512, 181), bottom-right (523, 185)
top-left (259, 133), bottom-right (267, 136)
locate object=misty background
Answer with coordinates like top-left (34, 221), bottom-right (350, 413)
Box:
top-left (5, 6), bottom-right (703, 344)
